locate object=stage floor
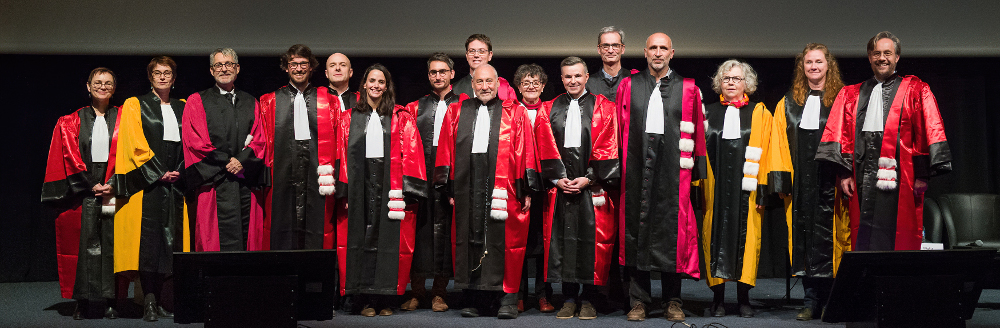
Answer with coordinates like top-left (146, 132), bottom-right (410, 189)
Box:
top-left (2, 278), bottom-right (999, 327)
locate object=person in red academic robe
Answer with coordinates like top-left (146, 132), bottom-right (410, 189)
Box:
top-left (257, 44), bottom-right (339, 250)
top-left (334, 64), bottom-right (427, 317)
top-left (435, 64), bottom-right (540, 319)
top-left (535, 57), bottom-right (620, 320)
top-left (400, 53), bottom-right (467, 313)
top-left (182, 48), bottom-right (267, 252)
top-left (816, 31), bottom-right (952, 252)
top-left (451, 34), bottom-right (517, 101)
top-left (42, 68), bottom-right (121, 320)
top-left (615, 33), bottom-right (705, 322)
top-left (324, 52), bottom-right (358, 111)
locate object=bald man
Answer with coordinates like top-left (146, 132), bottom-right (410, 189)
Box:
top-left (325, 53), bottom-right (358, 110)
top-left (614, 33), bottom-right (706, 322)
top-left (434, 64), bottom-right (540, 319)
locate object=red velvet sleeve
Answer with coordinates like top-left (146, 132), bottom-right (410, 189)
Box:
top-left (433, 102), bottom-right (461, 192)
top-left (534, 100), bottom-right (565, 181)
top-left (816, 85), bottom-right (859, 172)
top-left (42, 112), bottom-right (87, 204)
top-left (398, 107), bottom-right (428, 199)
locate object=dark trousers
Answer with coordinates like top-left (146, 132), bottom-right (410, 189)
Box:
top-left (627, 267), bottom-right (682, 307)
top-left (803, 276), bottom-right (834, 312)
top-left (411, 274), bottom-right (450, 299)
top-left (519, 255), bottom-right (552, 300)
top-left (562, 282), bottom-right (599, 304)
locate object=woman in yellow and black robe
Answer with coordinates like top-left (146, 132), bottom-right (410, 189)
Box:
top-left (113, 56), bottom-right (189, 322)
top-left (698, 60), bottom-right (774, 318)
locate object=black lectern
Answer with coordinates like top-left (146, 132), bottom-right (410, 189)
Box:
top-left (823, 249), bottom-right (994, 327)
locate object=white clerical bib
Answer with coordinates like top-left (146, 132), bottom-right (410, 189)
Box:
top-left (526, 107), bottom-right (537, 125)
top-left (564, 94), bottom-right (584, 148)
top-left (862, 82), bottom-right (884, 132)
top-left (471, 105), bottom-right (490, 153)
top-left (91, 115), bottom-right (109, 162)
top-left (365, 112), bottom-right (384, 158)
top-left (722, 105), bottom-right (741, 139)
top-left (161, 104), bottom-right (181, 142)
top-left (799, 95), bottom-right (822, 130)
top-left (432, 100), bottom-right (448, 146)
top-left (293, 91), bottom-right (312, 140)
top-left (644, 82), bottom-right (664, 134)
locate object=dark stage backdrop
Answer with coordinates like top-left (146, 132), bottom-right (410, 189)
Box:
top-left (2, 54), bottom-right (998, 282)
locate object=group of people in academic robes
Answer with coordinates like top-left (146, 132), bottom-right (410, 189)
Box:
top-left (43, 28), bottom-right (952, 324)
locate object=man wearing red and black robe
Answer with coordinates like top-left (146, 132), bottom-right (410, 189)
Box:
top-left (257, 44), bottom-right (339, 250)
top-left (400, 53), bottom-right (467, 312)
top-left (535, 57), bottom-right (620, 319)
top-left (325, 52), bottom-right (358, 111)
top-left (615, 33), bottom-right (705, 322)
top-left (451, 34), bottom-right (517, 101)
top-left (435, 64), bottom-right (540, 319)
top-left (817, 31), bottom-right (952, 251)
top-left (42, 102), bottom-right (120, 318)
top-left (183, 48), bottom-right (267, 252)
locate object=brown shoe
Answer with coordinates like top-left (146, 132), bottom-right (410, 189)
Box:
top-left (400, 297), bottom-right (419, 311)
top-left (666, 300), bottom-right (685, 322)
top-left (379, 308), bottom-right (394, 316)
top-left (538, 297), bottom-right (556, 313)
top-left (578, 302), bottom-right (597, 320)
top-left (360, 306), bottom-right (376, 317)
top-left (556, 302), bottom-right (576, 319)
top-left (626, 303), bottom-right (646, 321)
top-left (796, 307), bottom-right (813, 321)
top-left (431, 296), bottom-right (449, 312)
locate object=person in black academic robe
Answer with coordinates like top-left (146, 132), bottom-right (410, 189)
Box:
top-left (435, 64), bottom-right (540, 319)
top-left (335, 64), bottom-right (427, 317)
top-left (182, 48), bottom-right (267, 252)
top-left (400, 53), bottom-right (466, 312)
top-left (42, 68), bottom-right (120, 320)
top-left (113, 57), bottom-right (189, 322)
top-left (534, 57), bottom-right (620, 320)
top-left (586, 27), bottom-right (636, 103)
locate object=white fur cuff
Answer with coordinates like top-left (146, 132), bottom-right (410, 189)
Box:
top-left (319, 185), bottom-right (335, 195)
top-left (244, 134), bottom-right (253, 148)
top-left (742, 177), bottom-right (758, 191)
top-left (877, 168), bottom-right (897, 181)
top-left (388, 189), bottom-right (404, 199)
top-left (743, 162), bottom-right (760, 177)
top-left (491, 198), bottom-right (507, 211)
top-left (679, 121), bottom-right (695, 134)
top-left (679, 138), bottom-right (694, 153)
top-left (317, 165), bottom-right (334, 175)
top-left (490, 209), bottom-right (509, 220)
top-left (492, 189), bottom-right (508, 200)
top-left (388, 200), bottom-right (407, 210)
top-left (680, 157), bottom-right (694, 169)
top-left (102, 205), bottom-right (116, 215)
top-left (744, 147), bottom-right (762, 162)
top-left (876, 179), bottom-right (898, 191)
top-left (879, 157), bottom-right (897, 169)
top-left (318, 175), bottom-right (334, 186)
top-left (591, 195), bottom-right (607, 207)
top-left (388, 211), bottom-right (406, 220)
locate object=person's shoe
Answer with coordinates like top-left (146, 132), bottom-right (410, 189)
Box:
top-left (739, 304), bottom-right (754, 318)
top-left (556, 302), bottom-right (576, 319)
top-left (156, 305), bottom-right (173, 318)
top-left (379, 308), bottom-right (393, 316)
top-left (431, 296), bottom-right (448, 312)
top-left (104, 306), bottom-right (119, 319)
top-left (497, 304), bottom-right (518, 319)
top-left (538, 297), bottom-right (555, 313)
top-left (142, 293), bottom-right (158, 322)
top-left (578, 302), bottom-right (597, 320)
top-left (360, 306), bottom-right (376, 317)
top-left (460, 307), bottom-right (479, 317)
top-left (626, 303), bottom-right (646, 321)
top-left (796, 307), bottom-right (813, 321)
top-left (665, 300), bottom-right (685, 322)
top-left (710, 302), bottom-right (725, 317)
top-left (400, 297), bottom-right (419, 311)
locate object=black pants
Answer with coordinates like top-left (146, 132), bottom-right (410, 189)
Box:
top-left (627, 267), bottom-right (681, 307)
top-left (562, 282), bottom-right (599, 304)
top-left (519, 255), bottom-right (552, 300)
top-left (803, 276), bottom-right (833, 312)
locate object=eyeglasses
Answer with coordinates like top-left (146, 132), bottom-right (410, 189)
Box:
top-left (90, 81), bottom-right (115, 88)
top-left (287, 61), bottom-right (311, 69)
top-left (467, 49), bottom-right (489, 55)
top-left (599, 43), bottom-right (623, 51)
top-left (870, 51), bottom-right (895, 59)
top-left (428, 69), bottom-right (451, 76)
top-left (152, 70), bottom-right (173, 78)
top-left (212, 62), bottom-right (238, 70)
top-left (722, 76), bottom-right (744, 83)
top-left (519, 81), bottom-right (541, 89)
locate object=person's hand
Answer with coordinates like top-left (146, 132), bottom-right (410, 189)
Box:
top-left (556, 178), bottom-right (578, 194)
top-left (159, 171), bottom-right (180, 183)
top-left (568, 177), bottom-right (590, 190)
top-left (914, 178), bottom-right (929, 195)
top-left (522, 196), bottom-right (532, 212)
top-left (838, 175), bottom-right (855, 198)
top-left (92, 184), bottom-right (112, 197)
top-left (226, 157), bottom-right (243, 175)
top-left (450, 198), bottom-right (455, 206)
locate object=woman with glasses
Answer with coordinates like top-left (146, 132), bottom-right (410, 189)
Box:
top-left (335, 64), bottom-right (426, 317)
top-left (697, 59), bottom-right (775, 318)
top-left (768, 43), bottom-right (847, 321)
top-left (512, 63), bottom-right (555, 313)
top-left (113, 56), bottom-right (189, 322)
top-left (42, 67), bottom-right (121, 320)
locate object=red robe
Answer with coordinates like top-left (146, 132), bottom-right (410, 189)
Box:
top-left (434, 97), bottom-right (540, 293)
top-left (816, 75), bottom-right (951, 251)
top-left (258, 85), bottom-right (339, 250)
top-left (334, 104), bottom-right (427, 295)
top-left (534, 93), bottom-right (619, 286)
top-left (182, 88), bottom-right (267, 251)
top-left (615, 70), bottom-right (704, 278)
top-left (42, 106), bottom-right (120, 299)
